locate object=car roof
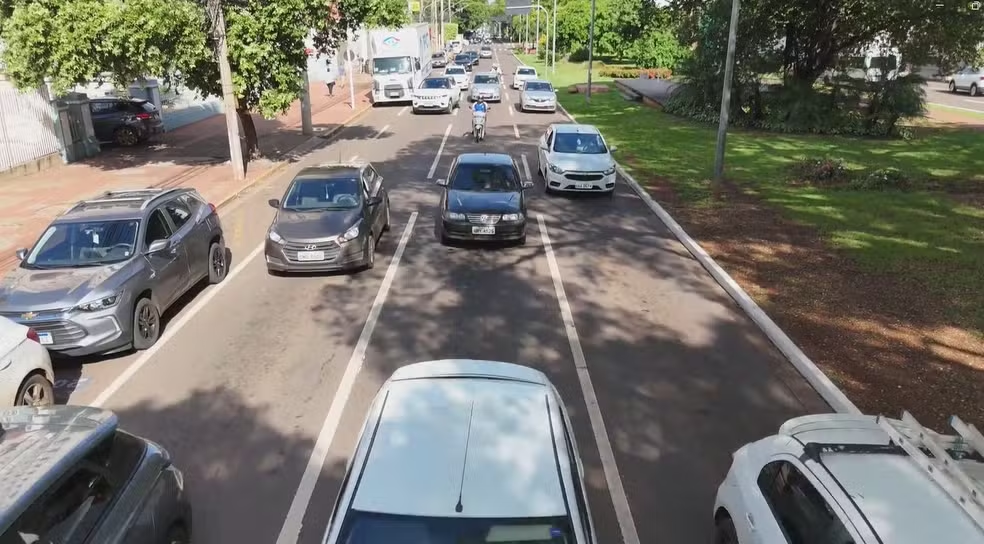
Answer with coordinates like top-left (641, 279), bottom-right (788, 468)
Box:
top-left (57, 187), bottom-right (191, 222)
top-left (552, 123), bottom-right (601, 135)
top-left (454, 153), bottom-right (515, 166)
top-left (352, 360), bottom-right (568, 519)
top-left (474, 71), bottom-right (497, 77)
top-left (294, 163), bottom-right (364, 181)
top-left (516, 66), bottom-right (537, 71)
top-left (0, 406), bottom-right (118, 530)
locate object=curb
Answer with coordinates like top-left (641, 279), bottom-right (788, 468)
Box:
top-left (554, 100), bottom-right (860, 415)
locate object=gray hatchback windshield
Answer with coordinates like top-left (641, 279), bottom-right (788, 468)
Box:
top-left (283, 178), bottom-right (362, 211)
top-left (525, 82), bottom-right (553, 92)
top-left (25, 220), bottom-right (139, 268)
top-left (553, 133), bottom-right (608, 154)
top-left (450, 164), bottom-right (520, 192)
top-left (474, 75), bottom-right (498, 84)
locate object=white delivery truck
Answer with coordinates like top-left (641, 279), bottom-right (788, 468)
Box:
top-left (369, 24), bottom-right (433, 104)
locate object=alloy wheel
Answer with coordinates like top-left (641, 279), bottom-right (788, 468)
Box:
top-left (138, 304), bottom-right (159, 341)
top-left (212, 246), bottom-right (226, 278)
top-left (19, 380), bottom-right (51, 407)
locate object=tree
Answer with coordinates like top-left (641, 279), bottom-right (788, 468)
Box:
top-left (453, 0), bottom-right (492, 32)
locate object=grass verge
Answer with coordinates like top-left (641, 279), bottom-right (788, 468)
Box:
top-left (513, 53), bottom-right (616, 89)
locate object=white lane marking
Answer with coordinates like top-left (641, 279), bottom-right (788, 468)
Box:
top-left (520, 153), bottom-right (531, 180)
top-left (508, 104), bottom-right (515, 117)
top-left (513, 124), bottom-right (520, 139)
top-left (91, 243), bottom-right (265, 408)
top-left (964, 99), bottom-right (984, 106)
top-left (536, 214), bottom-right (642, 544)
top-left (505, 91), bottom-right (511, 101)
top-left (276, 213), bottom-right (418, 544)
top-left (397, 106), bottom-right (409, 116)
top-left (427, 123), bottom-right (453, 179)
top-left (348, 154), bottom-right (359, 162)
top-left (374, 124), bottom-right (390, 139)
top-left (928, 101), bottom-right (984, 114)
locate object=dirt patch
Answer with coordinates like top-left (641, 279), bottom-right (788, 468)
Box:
top-left (637, 175), bottom-right (984, 429)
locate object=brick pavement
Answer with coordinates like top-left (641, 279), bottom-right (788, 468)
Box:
top-left (0, 76), bottom-right (373, 273)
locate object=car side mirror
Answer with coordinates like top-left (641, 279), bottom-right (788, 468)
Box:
top-left (609, 145), bottom-right (618, 153)
top-left (15, 248), bottom-right (28, 261)
top-left (368, 195), bottom-right (384, 206)
top-left (435, 178), bottom-right (448, 186)
top-left (268, 198), bottom-right (280, 208)
top-left (147, 239), bottom-right (169, 254)
top-left (521, 180), bottom-right (535, 189)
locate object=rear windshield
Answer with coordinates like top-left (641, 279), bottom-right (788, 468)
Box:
top-left (338, 510), bottom-right (575, 543)
top-left (518, 68), bottom-right (536, 76)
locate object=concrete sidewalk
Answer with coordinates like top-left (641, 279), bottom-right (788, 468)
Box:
top-left (0, 76), bottom-right (373, 274)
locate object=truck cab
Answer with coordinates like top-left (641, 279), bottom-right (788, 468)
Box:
top-left (370, 24), bottom-right (432, 105)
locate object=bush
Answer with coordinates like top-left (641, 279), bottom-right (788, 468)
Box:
top-left (849, 168), bottom-right (911, 191)
top-left (599, 67), bottom-right (672, 79)
top-left (792, 157), bottom-right (851, 186)
top-left (567, 47), bottom-right (589, 63)
top-left (628, 29), bottom-right (689, 71)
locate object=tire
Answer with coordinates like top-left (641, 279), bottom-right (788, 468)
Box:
top-left (714, 513), bottom-right (738, 544)
top-left (972, 84), bottom-right (979, 97)
top-left (364, 233), bottom-right (376, 270)
top-left (382, 201), bottom-right (392, 232)
top-left (15, 373), bottom-right (54, 407)
top-left (166, 524), bottom-right (190, 544)
top-left (207, 241), bottom-right (227, 284)
top-left (114, 126), bottom-right (140, 146)
top-left (517, 234), bottom-right (527, 246)
top-left (439, 229), bottom-right (450, 245)
top-left (132, 297), bottom-right (161, 351)
top-left (446, 102), bottom-right (453, 114)
top-left (949, 80), bottom-right (957, 92)
top-left (412, 107), bottom-right (419, 115)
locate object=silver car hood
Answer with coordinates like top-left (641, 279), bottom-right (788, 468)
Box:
top-left (472, 83), bottom-right (500, 93)
top-left (0, 260), bottom-right (135, 311)
top-left (523, 90), bottom-right (555, 100)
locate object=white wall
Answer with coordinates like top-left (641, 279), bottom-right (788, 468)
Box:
top-left (0, 77), bottom-right (61, 173)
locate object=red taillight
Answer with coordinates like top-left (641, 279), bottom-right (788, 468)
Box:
top-left (135, 112), bottom-right (152, 120)
top-left (26, 328), bottom-right (40, 343)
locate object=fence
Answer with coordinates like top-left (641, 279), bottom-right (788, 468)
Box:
top-left (0, 77), bottom-right (61, 173)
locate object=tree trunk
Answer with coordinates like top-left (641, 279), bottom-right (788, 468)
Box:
top-left (236, 107), bottom-right (261, 161)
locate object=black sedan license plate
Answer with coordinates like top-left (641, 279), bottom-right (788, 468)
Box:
top-left (472, 226), bottom-right (495, 235)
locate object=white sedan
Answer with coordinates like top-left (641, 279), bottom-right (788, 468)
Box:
top-left (444, 65), bottom-right (470, 91)
top-left (0, 316), bottom-right (55, 407)
top-left (536, 123), bottom-right (618, 195)
top-left (512, 66), bottom-right (538, 89)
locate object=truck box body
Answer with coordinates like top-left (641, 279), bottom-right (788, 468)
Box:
top-left (369, 24), bottom-right (432, 104)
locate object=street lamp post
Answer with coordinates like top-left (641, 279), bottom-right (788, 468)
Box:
top-left (551, 0), bottom-right (556, 73)
top-left (713, 0), bottom-right (740, 183)
top-left (585, 0), bottom-right (597, 103)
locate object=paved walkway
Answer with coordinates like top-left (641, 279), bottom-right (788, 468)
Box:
top-left (0, 76), bottom-right (373, 273)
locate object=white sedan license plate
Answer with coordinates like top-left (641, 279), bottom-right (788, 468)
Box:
top-left (37, 332), bottom-right (53, 345)
top-left (472, 226), bottom-right (495, 235)
top-left (297, 251), bottom-right (325, 262)
top-left (575, 182), bottom-right (593, 189)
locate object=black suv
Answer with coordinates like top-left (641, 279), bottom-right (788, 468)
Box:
top-left (89, 97), bottom-right (164, 146)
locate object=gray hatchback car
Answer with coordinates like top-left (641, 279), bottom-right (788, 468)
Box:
top-left (0, 405), bottom-right (191, 543)
top-left (0, 188), bottom-right (226, 357)
top-left (265, 162), bottom-right (391, 274)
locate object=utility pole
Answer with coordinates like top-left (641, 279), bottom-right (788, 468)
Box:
top-left (347, 31), bottom-right (357, 109)
top-left (585, 0), bottom-right (597, 103)
top-left (300, 59), bottom-right (313, 136)
top-left (713, 0), bottom-right (740, 183)
top-left (535, 0), bottom-right (540, 54)
top-left (551, 0), bottom-right (557, 72)
top-left (207, 0), bottom-right (245, 180)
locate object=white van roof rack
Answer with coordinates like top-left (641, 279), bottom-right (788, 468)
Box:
top-left (876, 411), bottom-right (984, 530)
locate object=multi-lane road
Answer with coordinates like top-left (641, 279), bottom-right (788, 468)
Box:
top-left (53, 48), bottom-right (829, 543)
top-left (924, 80), bottom-right (984, 116)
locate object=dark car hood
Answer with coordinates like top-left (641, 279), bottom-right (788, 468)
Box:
top-left (0, 261), bottom-right (131, 311)
top-left (273, 208), bottom-right (362, 240)
top-left (447, 190), bottom-right (522, 213)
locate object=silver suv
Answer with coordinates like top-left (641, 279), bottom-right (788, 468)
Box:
top-left (0, 188), bottom-right (226, 357)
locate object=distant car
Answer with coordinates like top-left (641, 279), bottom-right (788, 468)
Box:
top-left (537, 123), bottom-right (617, 195)
top-left (88, 97), bottom-right (164, 147)
top-left (512, 66), bottom-right (538, 89)
top-left (0, 316), bottom-right (54, 407)
top-left (453, 53), bottom-right (473, 72)
top-left (0, 406), bottom-right (192, 543)
top-left (946, 66), bottom-right (983, 96)
top-left (520, 79), bottom-right (557, 112)
top-left (430, 52), bottom-right (448, 68)
top-left (319, 359), bottom-right (600, 544)
top-left (265, 162), bottom-right (391, 274)
top-left (413, 77), bottom-right (461, 114)
top-left (444, 65), bottom-right (470, 91)
top-left (436, 153), bottom-right (533, 245)
top-left (479, 45), bottom-right (493, 58)
top-left (466, 50), bottom-right (480, 66)
top-left (470, 72), bottom-right (502, 102)
top-left (0, 188), bottom-right (227, 357)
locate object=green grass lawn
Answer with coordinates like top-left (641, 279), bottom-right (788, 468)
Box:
top-left (559, 91), bottom-right (984, 330)
top-left (513, 53), bottom-right (616, 89)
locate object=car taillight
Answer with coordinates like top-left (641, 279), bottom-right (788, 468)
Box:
top-left (26, 328), bottom-right (40, 343)
top-left (135, 112), bottom-right (152, 120)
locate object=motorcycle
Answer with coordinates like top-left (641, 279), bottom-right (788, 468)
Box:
top-left (472, 111), bottom-right (487, 142)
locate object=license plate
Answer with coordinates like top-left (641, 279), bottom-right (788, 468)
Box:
top-left (37, 332), bottom-right (53, 345)
top-left (297, 251), bottom-right (326, 261)
top-left (388, 92), bottom-right (400, 98)
top-left (575, 183), bottom-right (593, 189)
top-left (472, 226), bottom-right (495, 235)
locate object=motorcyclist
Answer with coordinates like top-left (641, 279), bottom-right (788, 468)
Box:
top-left (492, 63), bottom-right (502, 78)
top-left (472, 97), bottom-right (489, 138)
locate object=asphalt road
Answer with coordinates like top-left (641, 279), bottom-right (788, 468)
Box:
top-left (53, 47), bottom-right (828, 544)
top-left (924, 80), bottom-right (984, 115)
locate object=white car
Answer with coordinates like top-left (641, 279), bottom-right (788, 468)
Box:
top-left (444, 65), bottom-right (470, 91)
top-left (946, 66), bottom-right (983, 96)
top-left (0, 316), bottom-right (55, 407)
top-left (520, 79), bottom-right (557, 112)
top-left (714, 412), bottom-right (984, 543)
top-left (537, 124), bottom-right (617, 195)
top-left (512, 65), bottom-right (538, 89)
top-left (412, 76), bottom-right (461, 114)
top-left (320, 359), bottom-right (599, 544)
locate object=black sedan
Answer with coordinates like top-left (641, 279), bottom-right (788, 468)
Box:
top-left (436, 153), bottom-right (534, 245)
top-left (265, 162), bottom-right (391, 274)
top-left (453, 53), bottom-right (473, 72)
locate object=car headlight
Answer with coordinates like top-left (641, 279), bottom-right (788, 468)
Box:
top-left (501, 213), bottom-right (523, 221)
top-left (268, 229), bottom-right (285, 244)
top-left (445, 211), bottom-right (466, 220)
top-left (338, 221), bottom-right (362, 244)
top-left (548, 164), bottom-right (565, 174)
top-left (76, 291), bottom-right (123, 312)
top-left (603, 165), bottom-right (616, 175)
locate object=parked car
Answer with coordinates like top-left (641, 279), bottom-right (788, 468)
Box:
top-left (430, 52), bottom-right (448, 69)
top-left (0, 405), bottom-right (192, 543)
top-left (0, 316), bottom-right (54, 407)
top-left (88, 97), bottom-right (164, 147)
top-left (319, 359), bottom-right (599, 544)
top-left (0, 188), bottom-right (227, 357)
top-left (453, 53), bottom-right (473, 72)
top-left (479, 45), bottom-right (493, 58)
top-left (536, 123), bottom-right (617, 195)
top-left (436, 153), bottom-right (533, 245)
top-left (946, 66), bottom-right (983, 96)
top-left (512, 66), bottom-right (538, 89)
top-left (469, 72), bottom-right (502, 102)
top-left (444, 65), bottom-right (470, 91)
top-left (713, 412), bottom-right (984, 543)
top-left (265, 162), bottom-right (391, 274)
top-left (412, 77), bottom-right (461, 114)
top-left (520, 79), bottom-right (557, 112)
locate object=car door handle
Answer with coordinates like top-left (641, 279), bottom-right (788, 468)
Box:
top-left (746, 512), bottom-right (756, 530)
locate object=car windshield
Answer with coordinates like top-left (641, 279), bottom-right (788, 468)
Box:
top-left (282, 178), bottom-right (362, 211)
top-left (432, 54), bottom-right (445, 59)
top-left (518, 68), bottom-right (536, 76)
top-left (482, 47), bottom-right (491, 51)
top-left (553, 132), bottom-right (608, 154)
top-left (474, 74), bottom-right (498, 85)
top-left (420, 78), bottom-right (450, 89)
top-left (450, 163), bottom-right (521, 192)
top-left (25, 220), bottom-right (140, 268)
top-left (455, 55), bottom-right (470, 63)
top-left (446, 68), bottom-right (465, 75)
top-left (525, 82), bottom-right (552, 92)
top-left (373, 57), bottom-right (412, 74)
top-left (339, 510), bottom-right (575, 544)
